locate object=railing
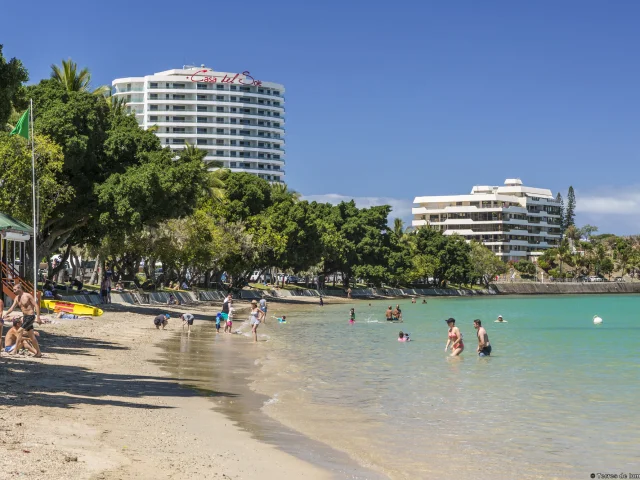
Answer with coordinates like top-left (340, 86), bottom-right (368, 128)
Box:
top-left (1, 260), bottom-right (34, 299)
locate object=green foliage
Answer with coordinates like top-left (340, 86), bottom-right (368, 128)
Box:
top-left (50, 58), bottom-right (110, 95)
top-left (469, 241), bottom-right (506, 286)
top-left (565, 186), bottom-right (576, 228)
top-left (513, 259), bottom-right (537, 276)
top-left (0, 45), bottom-right (28, 128)
top-left (556, 192), bottom-right (565, 235)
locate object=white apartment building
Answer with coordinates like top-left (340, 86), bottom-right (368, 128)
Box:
top-left (112, 66), bottom-right (285, 182)
top-left (412, 179), bottom-right (562, 262)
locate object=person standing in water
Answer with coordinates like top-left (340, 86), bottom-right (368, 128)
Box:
top-left (395, 304), bottom-right (403, 322)
top-left (249, 300), bottom-right (266, 342)
top-left (474, 319), bottom-right (492, 356)
top-left (444, 318), bottom-right (464, 356)
top-left (349, 308), bottom-right (355, 324)
top-left (385, 306), bottom-right (393, 321)
top-left (319, 296), bottom-right (324, 307)
top-left (494, 315), bottom-right (507, 323)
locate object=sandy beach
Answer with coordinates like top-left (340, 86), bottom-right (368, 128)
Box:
top-left (0, 302), bottom-right (332, 480)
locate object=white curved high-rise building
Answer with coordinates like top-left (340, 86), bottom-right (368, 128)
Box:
top-left (112, 66), bottom-right (286, 182)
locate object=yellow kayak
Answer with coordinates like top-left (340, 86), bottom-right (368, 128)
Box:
top-left (40, 299), bottom-right (103, 317)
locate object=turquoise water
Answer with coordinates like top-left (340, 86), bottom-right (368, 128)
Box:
top-left (251, 295), bottom-right (640, 479)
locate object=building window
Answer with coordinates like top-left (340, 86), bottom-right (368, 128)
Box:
top-left (197, 83), bottom-right (208, 90)
top-left (217, 151), bottom-right (225, 156)
top-left (197, 116), bottom-right (207, 123)
top-left (149, 116), bottom-right (158, 121)
top-left (240, 130), bottom-right (250, 135)
top-left (241, 86), bottom-right (251, 92)
top-left (216, 128), bottom-right (224, 133)
top-left (197, 95), bottom-right (207, 101)
top-left (216, 84), bottom-right (224, 90)
top-left (230, 96), bottom-right (237, 101)
top-left (173, 95), bottom-right (185, 100)
top-left (173, 116), bottom-right (185, 121)
top-left (172, 139), bottom-right (185, 145)
top-left (173, 105), bottom-right (186, 111)
top-left (230, 119), bottom-right (237, 124)
top-left (273, 90), bottom-right (280, 96)
top-left (230, 151), bottom-right (236, 157)
top-left (241, 97), bottom-right (251, 102)
top-left (273, 101), bottom-right (280, 106)
top-left (245, 109), bottom-right (253, 114)
top-left (273, 112), bottom-right (280, 117)
top-left (149, 105), bottom-right (159, 111)
top-left (173, 128), bottom-right (185, 133)
top-left (216, 117), bottom-right (224, 123)
top-left (149, 93), bottom-right (158, 99)
top-left (273, 122), bottom-right (280, 127)
top-left (230, 129), bottom-right (236, 134)
top-left (197, 139), bottom-right (207, 145)
top-left (150, 82), bottom-right (158, 89)
top-left (173, 83), bottom-right (186, 89)
top-left (216, 107), bottom-right (224, 112)
top-left (216, 140), bottom-right (224, 145)
top-left (197, 105), bottom-right (207, 112)
top-left (197, 128), bottom-right (208, 134)
top-left (273, 155), bottom-right (280, 159)
top-left (230, 86), bottom-right (237, 90)
top-left (216, 95), bottom-right (224, 100)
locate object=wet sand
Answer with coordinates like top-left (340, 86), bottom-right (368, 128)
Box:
top-left (0, 303), bottom-right (332, 479)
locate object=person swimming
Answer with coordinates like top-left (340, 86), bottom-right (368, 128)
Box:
top-left (349, 308), bottom-right (355, 324)
top-left (277, 315), bottom-right (287, 323)
top-left (398, 331), bottom-right (410, 342)
top-left (494, 315), bottom-right (507, 323)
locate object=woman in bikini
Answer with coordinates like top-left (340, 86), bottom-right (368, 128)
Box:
top-left (444, 318), bottom-right (464, 356)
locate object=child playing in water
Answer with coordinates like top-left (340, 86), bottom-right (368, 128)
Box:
top-left (215, 313), bottom-right (222, 333)
top-left (398, 331), bottom-right (410, 342)
top-left (224, 307), bottom-right (235, 333)
top-left (349, 308), bottom-right (355, 324)
top-left (277, 315), bottom-right (287, 323)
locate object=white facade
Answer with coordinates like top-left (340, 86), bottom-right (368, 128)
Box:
top-left (412, 179), bottom-right (562, 262)
top-left (112, 66), bottom-right (285, 182)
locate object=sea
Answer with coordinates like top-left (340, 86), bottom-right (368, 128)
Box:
top-left (158, 295), bottom-right (640, 480)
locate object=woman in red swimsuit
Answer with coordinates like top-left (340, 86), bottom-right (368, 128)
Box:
top-left (445, 318), bottom-right (464, 356)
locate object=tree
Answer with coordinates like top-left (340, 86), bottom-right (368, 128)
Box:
top-left (50, 59), bottom-right (110, 95)
top-left (0, 45), bottom-right (29, 128)
top-left (513, 259), bottom-right (537, 276)
top-left (556, 192), bottom-right (565, 235)
top-left (469, 241), bottom-right (506, 287)
top-left (565, 186), bottom-right (576, 228)
top-left (578, 224), bottom-right (598, 241)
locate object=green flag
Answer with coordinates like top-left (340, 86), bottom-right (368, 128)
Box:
top-left (10, 109), bottom-right (29, 139)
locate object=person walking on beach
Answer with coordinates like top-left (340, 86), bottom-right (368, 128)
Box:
top-left (385, 306), bottom-right (393, 321)
top-left (6, 283), bottom-right (42, 357)
top-left (474, 319), bottom-right (491, 356)
top-left (347, 287), bottom-right (352, 299)
top-left (319, 296), bottom-right (324, 307)
top-left (444, 318), bottom-right (463, 356)
top-left (181, 313), bottom-right (195, 333)
top-left (249, 300), bottom-right (265, 342)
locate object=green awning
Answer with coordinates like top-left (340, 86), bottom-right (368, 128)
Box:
top-left (0, 213), bottom-right (32, 236)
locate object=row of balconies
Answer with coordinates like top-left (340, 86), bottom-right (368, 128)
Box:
top-left (114, 83), bottom-right (283, 97)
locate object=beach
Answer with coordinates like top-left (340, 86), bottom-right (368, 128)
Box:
top-left (0, 303), bottom-right (332, 480)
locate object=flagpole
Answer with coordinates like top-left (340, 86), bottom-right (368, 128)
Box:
top-left (30, 99), bottom-right (37, 297)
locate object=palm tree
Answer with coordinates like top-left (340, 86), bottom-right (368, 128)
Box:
top-left (50, 59), bottom-right (110, 95)
top-left (271, 182), bottom-right (301, 201)
top-left (393, 218), bottom-right (405, 239)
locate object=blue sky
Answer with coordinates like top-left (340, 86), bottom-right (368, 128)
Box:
top-left (4, 0), bottom-right (640, 233)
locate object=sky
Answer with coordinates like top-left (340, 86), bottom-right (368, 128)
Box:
top-left (3, 0), bottom-right (639, 233)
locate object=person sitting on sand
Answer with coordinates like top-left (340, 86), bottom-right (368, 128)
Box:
top-left (385, 306), bottom-right (393, 321)
top-left (154, 313), bottom-right (170, 330)
top-left (181, 313), bottom-right (195, 333)
top-left (4, 318), bottom-right (38, 355)
top-left (494, 315), bottom-right (507, 323)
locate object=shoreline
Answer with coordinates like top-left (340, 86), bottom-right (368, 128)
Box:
top-left (0, 304), bottom-right (333, 479)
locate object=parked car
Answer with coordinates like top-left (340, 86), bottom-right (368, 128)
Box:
top-left (615, 276), bottom-right (625, 282)
top-left (588, 276), bottom-right (604, 282)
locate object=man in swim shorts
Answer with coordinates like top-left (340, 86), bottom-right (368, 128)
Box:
top-left (385, 306), bottom-right (393, 321)
top-left (181, 313), bottom-right (195, 333)
top-left (474, 319), bottom-right (492, 356)
top-left (6, 283), bottom-right (42, 357)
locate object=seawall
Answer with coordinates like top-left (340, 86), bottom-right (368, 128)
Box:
top-left (491, 282), bottom-right (640, 295)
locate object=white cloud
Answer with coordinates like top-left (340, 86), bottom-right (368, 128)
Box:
top-left (577, 191), bottom-right (640, 215)
top-left (576, 187), bottom-right (640, 234)
top-left (302, 194), bottom-right (414, 220)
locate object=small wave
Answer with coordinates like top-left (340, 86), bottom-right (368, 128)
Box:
top-left (263, 393), bottom-right (279, 407)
